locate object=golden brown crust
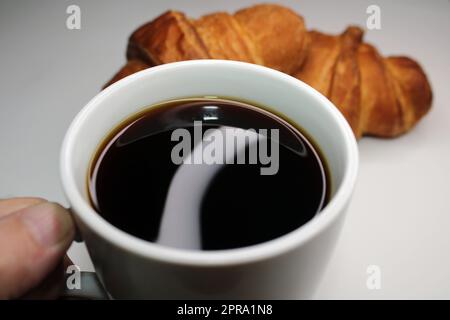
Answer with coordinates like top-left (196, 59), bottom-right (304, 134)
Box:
top-left (128, 11), bottom-right (209, 65)
top-left (329, 26), bottom-right (363, 137)
top-left (358, 43), bottom-right (402, 137)
top-left (193, 12), bottom-right (259, 63)
top-left (294, 30), bottom-right (341, 97)
top-left (234, 4), bottom-right (308, 74)
top-left (105, 4), bottom-right (433, 139)
top-left (296, 27), bottom-right (364, 137)
top-left (385, 56), bottom-right (433, 134)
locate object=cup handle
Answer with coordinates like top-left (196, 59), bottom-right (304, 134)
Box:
top-left (63, 208), bottom-right (108, 299)
top-left (67, 207), bottom-right (83, 242)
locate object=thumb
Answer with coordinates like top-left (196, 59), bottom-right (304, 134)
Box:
top-left (0, 201), bottom-right (74, 299)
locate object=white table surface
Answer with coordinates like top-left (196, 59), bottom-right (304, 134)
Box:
top-left (1, 0), bottom-right (449, 299)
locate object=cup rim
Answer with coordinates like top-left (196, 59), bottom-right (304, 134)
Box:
top-left (60, 60), bottom-right (358, 267)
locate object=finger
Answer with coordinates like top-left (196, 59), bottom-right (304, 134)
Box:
top-left (0, 202), bottom-right (75, 299)
top-left (21, 260), bottom-right (66, 300)
top-left (21, 256), bottom-right (75, 300)
top-left (0, 197), bottom-right (46, 218)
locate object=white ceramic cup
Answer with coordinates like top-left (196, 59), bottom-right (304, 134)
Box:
top-left (60, 60), bottom-right (358, 299)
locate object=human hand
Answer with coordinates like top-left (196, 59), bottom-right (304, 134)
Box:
top-left (0, 198), bottom-right (75, 299)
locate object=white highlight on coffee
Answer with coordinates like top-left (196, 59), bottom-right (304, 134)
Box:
top-left (170, 121), bottom-right (279, 175)
top-left (156, 126), bottom-right (262, 250)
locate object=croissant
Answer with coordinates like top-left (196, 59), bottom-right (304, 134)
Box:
top-left (105, 4), bottom-right (432, 138)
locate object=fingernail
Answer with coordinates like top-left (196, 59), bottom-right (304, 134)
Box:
top-left (21, 202), bottom-right (74, 247)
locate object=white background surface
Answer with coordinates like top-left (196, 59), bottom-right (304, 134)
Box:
top-left (0, 0), bottom-right (449, 299)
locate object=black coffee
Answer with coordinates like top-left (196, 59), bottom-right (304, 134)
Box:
top-left (89, 98), bottom-right (329, 250)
